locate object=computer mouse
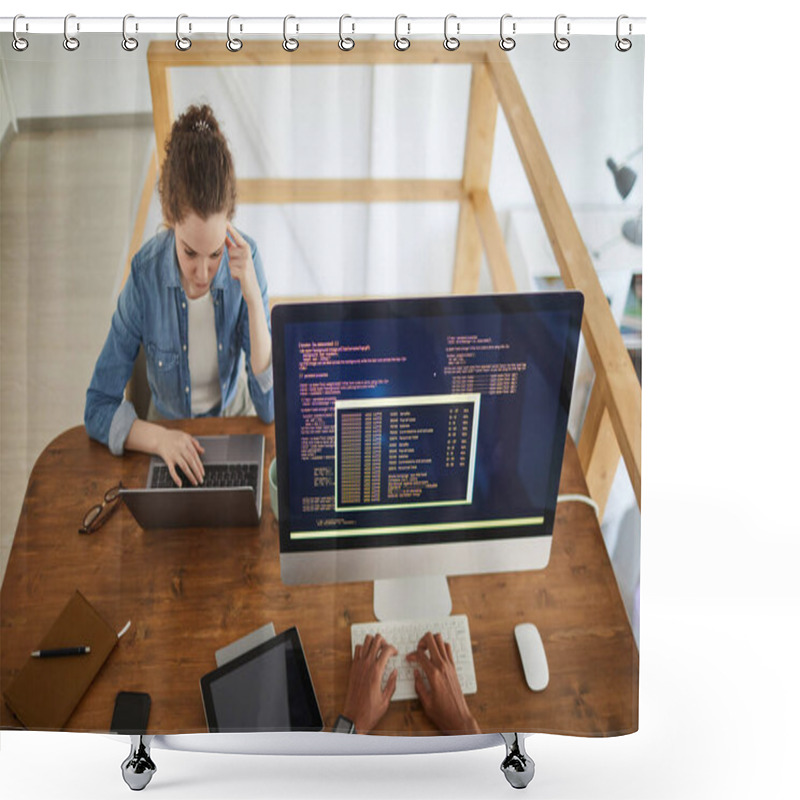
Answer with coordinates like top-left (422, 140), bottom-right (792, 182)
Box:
top-left (514, 623), bottom-right (549, 691)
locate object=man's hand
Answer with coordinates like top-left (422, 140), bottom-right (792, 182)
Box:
top-left (342, 634), bottom-right (398, 733)
top-left (406, 632), bottom-right (481, 734)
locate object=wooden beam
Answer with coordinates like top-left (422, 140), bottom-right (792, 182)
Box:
top-left (238, 178), bottom-right (463, 205)
top-left (472, 190), bottom-right (517, 293)
top-left (453, 61), bottom-right (500, 294)
top-left (452, 201), bottom-right (483, 294)
top-left (146, 39), bottom-right (489, 68)
top-left (486, 53), bottom-right (641, 507)
top-left (577, 383), bottom-right (622, 521)
top-left (148, 58), bottom-right (174, 173)
top-left (462, 63), bottom-right (499, 190)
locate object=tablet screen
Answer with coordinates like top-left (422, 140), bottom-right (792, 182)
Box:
top-left (200, 627), bottom-right (323, 732)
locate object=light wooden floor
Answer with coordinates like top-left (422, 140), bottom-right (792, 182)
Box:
top-left (0, 124), bottom-right (153, 583)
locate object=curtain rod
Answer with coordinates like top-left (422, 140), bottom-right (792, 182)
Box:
top-left (0, 16), bottom-right (646, 38)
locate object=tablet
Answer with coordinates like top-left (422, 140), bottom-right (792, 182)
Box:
top-left (200, 627), bottom-right (323, 732)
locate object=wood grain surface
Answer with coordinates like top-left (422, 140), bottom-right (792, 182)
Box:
top-left (1, 418), bottom-right (637, 737)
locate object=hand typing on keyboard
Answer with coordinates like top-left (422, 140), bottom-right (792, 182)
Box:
top-left (406, 632), bottom-right (481, 735)
top-left (340, 630), bottom-right (481, 735)
top-left (151, 428), bottom-right (205, 487)
top-left (341, 634), bottom-right (398, 734)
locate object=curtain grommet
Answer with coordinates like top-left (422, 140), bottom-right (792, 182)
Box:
top-left (615, 15), bottom-right (632, 52)
top-left (175, 14), bottom-right (191, 51)
top-left (443, 14), bottom-right (460, 51)
top-left (553, 15), bottom-right (570, 52)
top-left (12, 15), bottom-right (29, 52)
top-left (122, 14), bottom-right (139, 51)
top-left (63, 14), bottom-right (80, 51)
top-left (338, 14), bottom-right (355, 51)
top-left (283, 15), bottom-right (299, 52)
top-left (394, 15), bottom-right (410, 51)
top-left (226, 15), bottom-right (243, 52)
top-left (499, 14), bottom-right (516, 51)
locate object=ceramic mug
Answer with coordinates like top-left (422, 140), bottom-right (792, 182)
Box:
top-left (268, 458), bottom-right (279, 520)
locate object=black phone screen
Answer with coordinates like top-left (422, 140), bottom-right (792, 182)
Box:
top-left (110, 691), bottom-right (151, 734)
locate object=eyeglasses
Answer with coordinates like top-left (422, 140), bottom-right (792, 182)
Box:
top-left (79, 483), bottom-right (123, 534)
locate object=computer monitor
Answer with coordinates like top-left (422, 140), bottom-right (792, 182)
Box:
top-left (272, 292), bottom-right (583, 619)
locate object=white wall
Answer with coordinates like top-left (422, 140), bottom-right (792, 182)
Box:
top-left (0, 32), bottom-right (645, 302)
top-left (0, 34), bottom-right (640, 298)
top-left (0, 34), bottom-right (644, 212)
top-left (492, 36), bottom-right (644, 208)
top-left (0, 34), bottom-right (152, 119)
top-left (0, 56), bottom-right (16, 148)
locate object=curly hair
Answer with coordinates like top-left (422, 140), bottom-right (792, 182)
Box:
top-left (158, 104), bottom-right (237, 225)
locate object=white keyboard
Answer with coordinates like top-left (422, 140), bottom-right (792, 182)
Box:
top-left (350, 615), bottom-right (477, 702)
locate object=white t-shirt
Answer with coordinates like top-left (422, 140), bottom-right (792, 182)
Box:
top-left (187, 292), bottom-right (221, 415)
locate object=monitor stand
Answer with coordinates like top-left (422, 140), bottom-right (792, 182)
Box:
top-left (373, 575), bottom-right (452, 621)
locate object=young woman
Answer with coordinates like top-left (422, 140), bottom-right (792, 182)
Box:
top-left (85, 104), bottom-right (273, 487)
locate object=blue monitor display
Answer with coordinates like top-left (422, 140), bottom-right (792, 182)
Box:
top-left (272, 293), bottom-right (583, 578)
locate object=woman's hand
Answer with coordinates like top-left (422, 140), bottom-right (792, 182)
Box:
top-left (155, 429), bottom-right (205, 487)
top-left (226, 223), bottom-right (260, 306)
top-left (226, 222), bottom-right (272, 376)
top-left (125, 421), bottom-right (205, 486)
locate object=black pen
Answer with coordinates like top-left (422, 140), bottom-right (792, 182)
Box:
top-left (31, 646), bottom-right (91, 658)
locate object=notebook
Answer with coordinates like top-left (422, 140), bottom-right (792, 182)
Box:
top-left (3, 590), bottom-right (118, 730)
top-left (119, 434), bottom-right (265, 528)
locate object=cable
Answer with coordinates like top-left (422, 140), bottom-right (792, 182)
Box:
top-left (557, 493), bottom-right (600, 519)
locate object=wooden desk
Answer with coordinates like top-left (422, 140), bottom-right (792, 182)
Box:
top-left (1, 418), bottom-right (637, 736)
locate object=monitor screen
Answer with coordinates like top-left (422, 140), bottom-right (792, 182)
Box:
top-left (272, 293), bottom-right (583, 585)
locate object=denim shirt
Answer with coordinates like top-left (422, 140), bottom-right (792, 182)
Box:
top-left (85, 228), bottom-right (274, 455)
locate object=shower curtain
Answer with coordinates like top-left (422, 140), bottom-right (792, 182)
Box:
top-left (0, 18), bottom-right (643, 749)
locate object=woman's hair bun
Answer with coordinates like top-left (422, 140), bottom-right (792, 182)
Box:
top-left (174, 104), bottom-right (220, 137)
top-left (158, 104), bottom-right (236, 225)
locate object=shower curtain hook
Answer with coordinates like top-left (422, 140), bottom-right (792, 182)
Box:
top-left (499, 14), bottom-right (516, 51)
top-left (394, 15), bottom-right (410, 51)
top-left (12, 15), bottom-right (29, 52)
top-left (339, 15), bottom-right (355, 51)
top-left (615, 15), bottom-right (632, 52)
top-left (122, 14), bottom-right (139, 51)
top-left (226, 15), bottom-right (243, 51)
top-left (63, 14), bottom-right (80, 51)
top-left (175, 14), bottom-right (192, 51)
top-left (283, 15), bottom-right (299, 51)
top-left (443, 14), bottom-right (460, 51)
top-left (553, 14), bottom-right (570, 52)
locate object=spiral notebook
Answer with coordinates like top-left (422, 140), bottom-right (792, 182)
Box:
top-left (3, 590), bottom-right (119, 730)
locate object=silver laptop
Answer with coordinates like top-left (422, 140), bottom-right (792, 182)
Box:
top-left (120, 434), bottom-right (265, 529)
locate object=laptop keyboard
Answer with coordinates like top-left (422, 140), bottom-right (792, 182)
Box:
top-left (151, 463), bottom-right (259, 493)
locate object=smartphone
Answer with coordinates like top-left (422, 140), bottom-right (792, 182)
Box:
top-left (110, 691), bottom-right (151, 735)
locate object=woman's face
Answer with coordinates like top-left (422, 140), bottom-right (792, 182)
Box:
top-left (173, 211), bottom-right (228, 300)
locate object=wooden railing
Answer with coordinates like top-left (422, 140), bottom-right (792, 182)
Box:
top-left (133, 39), bottom-right (640, 520)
